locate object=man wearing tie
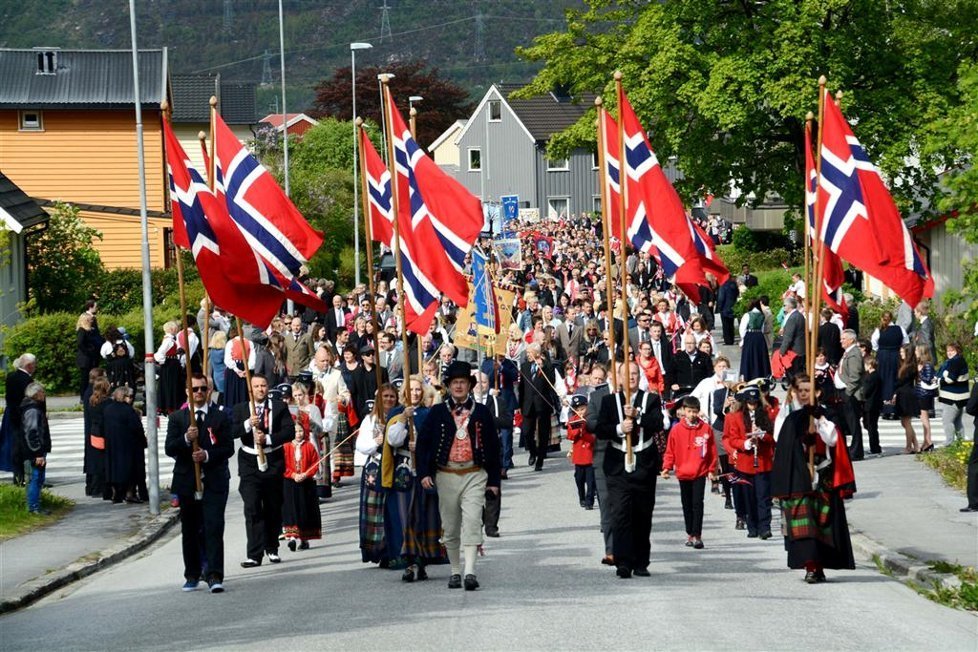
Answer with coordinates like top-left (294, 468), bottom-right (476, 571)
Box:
top-left (519, 343), bottom-right (558, 471)
top-left (377, 332), bottom-right (403, 382)
top-left (556, 303), bottom-right (584, 363)
top-left (233, 374), bottom-right (294, 567)
top-left (628, 311), bottom-right (653, 352)
top-left (596, 361), bottom-right (664, 578)
top-left (648, 321), bottom-right (674, 397)
top-left (165, 374), bottom-right (234, 593)
top-left (285, 317), bottom-right (313, 377)
top-left (326, 295), bottom-right (349, 343)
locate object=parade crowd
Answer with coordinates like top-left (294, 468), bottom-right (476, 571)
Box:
top-left (3, 214), bottom-right (978, 593)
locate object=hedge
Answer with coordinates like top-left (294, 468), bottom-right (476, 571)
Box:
top-left (3, 301), bottom-right (193, 395)
top-left (714, 244), bottom-right (800, 274)
top-left (733, 268), bottom-right (798, 319)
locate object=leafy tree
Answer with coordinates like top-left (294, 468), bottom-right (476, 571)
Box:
top-left (516, 0), bottom-right (978, 214)
top-left (311, 60), bottom-right (475, 148)
top-left (27, 202), bottom-right (104, 314)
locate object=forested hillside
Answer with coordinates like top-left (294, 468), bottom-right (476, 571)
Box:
top-left (0, 0), bottom-right (580, 111)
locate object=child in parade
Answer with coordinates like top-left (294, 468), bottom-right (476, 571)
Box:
top-left (661, 396), bottom-right (717, 549)
top-left (282, 390), bottom-right (322, 552)
top-left (565, 395), bottom-right (596, 510)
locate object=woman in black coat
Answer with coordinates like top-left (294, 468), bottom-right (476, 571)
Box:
top-left (102, 387), bottom-right (146, 503)
top-left (83, 375), bottom-right (112, 499)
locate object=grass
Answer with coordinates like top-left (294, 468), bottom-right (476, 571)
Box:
top-left (919, 439), bottom-right (972, 493)
top-left (0, 482), bottom-right (74, 540)
top-left (912, 562), bottom-right (978, 611)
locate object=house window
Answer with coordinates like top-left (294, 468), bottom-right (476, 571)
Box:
top-left (547, 156), bottom-right (569, 171)
top-left (468, 148), bottom-right (482, 172)
top-left (592, 151), bottom-right (599, 170)
top-left (592, 196), bottom-right (602, 214)
top-left (547, 197), bottom-right (569, 220)
top-left (35, 50), bottom-right (57, 75)
top-left (18, 110), bottom-right (43, 131)
top-left (488, 99), bottom-right (501, 122)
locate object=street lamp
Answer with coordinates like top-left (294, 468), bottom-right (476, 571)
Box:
top-left (351, 42), bottom-right (372, 287)
top-left (408, 95), bottom-right (423, 110)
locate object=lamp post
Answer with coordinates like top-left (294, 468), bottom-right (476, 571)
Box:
top-left (408, 95), bottom-right (423, 111)
top-left (350, 42), bottom-right (372, 287)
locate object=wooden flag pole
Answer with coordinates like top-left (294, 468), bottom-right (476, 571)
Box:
top-left (803, 112), bottom-right (814, 385)
top-left (614, 71), bottom-right (635, 474)
top-left (595, 96), bottom-right (618, 394)
top-left (380, 76), bottom-right (414, 426)
top-left (163, 99), bottom-right (203, 501)
top-left (235, 316), bottom-right (266, 472)
top-left (356, 119), bottom-right (384, 392)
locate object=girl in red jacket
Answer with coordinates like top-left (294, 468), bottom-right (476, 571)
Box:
top-left (722, 385), bottom-right (775, 540)
top-left (661, 396), bottom-right (717, 549)
top-left (566, 395), bottom-right (596, 510)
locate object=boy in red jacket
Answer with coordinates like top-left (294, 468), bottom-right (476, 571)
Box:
top-left (566, 395), bottom-right (596, 510)
top-left (661, 396), bottom-right (717, 549)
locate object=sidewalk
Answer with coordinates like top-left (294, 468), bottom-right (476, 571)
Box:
top-left (0, 480), bottom-right (176, 613)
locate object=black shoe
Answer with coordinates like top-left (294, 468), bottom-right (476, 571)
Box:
top-left (299, 540), bottom-right (309, 550)
top-left (584, 504), bottom-right (594, 510)
top-left (601, 555), bottom-right (615, 566)
top-left (735, 518), bottom-right (746, 530)
top-left (240, 559), bottom-right (261, 568)
top-left (528, 455), bottom-right (537, 467)
top-left (534, 464), bottom-right (543, 472)
top-left (804, 571), bottom-right (818, 584)
top-left (759, 531), bottom-right (772, 540)
top-left (417, 566), bottom-right (428, 581)
top-left (960, 506), bottom-right (978, 513)
top-left (814, 570), bottom-right (827, 583)
top-left (207, 579), bottom-right (225, 593)
top-left (288, 539), bottom-right (297, 552)
top-left (266, 552), bottom-right (281, 564)
top-left (616, 567), bottom-right (632, 579)
top-left (402, 565), bottom-right (417, 583)
top-left (485, 528), bottom-right (500, 538)
top-left (921, 444), bottom-right (935, 453)
top-left (685, 538), bottom-right (694, 547)
top-left (500, 470), bottom-right (509, 480)
top-left (580, 500), bottom-right (587, 508)
top-left (633, 568), bottom-right (651, 577)
top-left (724, 498), bottom-right (733, 510)
top-left (692, 538), bottom-right (705, 549)
top-left (448, 574), bottom-right (462, 589)
top-left (464, 574), bottom-right (480, 591)
top-left (747, 532), bottom-right (759, 538)
top-left (850, 453), bottom-right (864, 461)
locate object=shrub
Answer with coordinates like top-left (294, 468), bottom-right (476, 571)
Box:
top-left (854, 297), bottom-right (901, 339)
top-left (715, 244), bottom-right (799, 273)
top-left (731, 224), bottom-right (792, 253)
top-left (27, 202), bottom-right (105, 314)
top-left (734, 268), bottom-right (797, 319)
top-left (93, 260), bottom-right (197, 315)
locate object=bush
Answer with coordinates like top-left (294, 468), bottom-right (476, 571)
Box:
top-left (93, 259), bottom-right (197, 315)
top-left (27, 202), bottom-right (105, 314)
top-left (731, 224), bottom-right (792, 253)
top-left (715, 244), bottom-right (799, 273)
top-left (920, 439), bottom-right (972, 493)
top-left (734, 268), bottom-right (796, 319)
top-left (854, 297), bottom-right (901, 339)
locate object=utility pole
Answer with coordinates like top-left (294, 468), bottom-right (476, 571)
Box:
top-left (379, 0), bottom-right (392, 43)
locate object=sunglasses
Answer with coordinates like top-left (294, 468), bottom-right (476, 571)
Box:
top-left (191, 386), bottom-right (207, 393)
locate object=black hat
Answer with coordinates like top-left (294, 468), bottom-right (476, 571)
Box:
top-left (570, 394), bottom-right (588, 410)
top-left (365, 399), bottom-right (376, 413)
top-left (392, 378), bottom-right (404, 391)
top-left (275, 383), bottom-right (293, 400)
top-left (268, 388), bottom-right (284, 401)
top-left (296, 370), bottom-right (314, 385)
top-left (359, 344), bottom-right (375, 355)
top-left (748, 377), bottom-right (772, 394)
top-left (736, 386), bottom-right (761, 403)
top-left (444, 360), bottom-right (475, 387)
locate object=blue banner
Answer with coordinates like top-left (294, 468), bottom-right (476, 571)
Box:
top-left (501, 195), bottom-right (519, 236)
top-left (472, 248), bottom-right (498, 335)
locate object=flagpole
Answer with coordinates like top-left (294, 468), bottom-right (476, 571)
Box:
top-left (129, 0), bottom-right (160, 515)
top-left (236, 316), bottom-right (266, 472)
top-left (803, 112), bottom-right (813, 381)
top-left (196, 126), bottom-right (212, 387)
top-left (380, 76), bottom-right (413, 415)
top-left (356, 118), bottom-right (384, 392)
top-left (594, 96), bottom-right (617, 393)
top-left (614, 71), bottom-right (634, 474)
top-left (163, 102), bottom-right (204, 501)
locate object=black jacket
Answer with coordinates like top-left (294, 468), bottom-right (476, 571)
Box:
top-left (232, 398), bottom-right (294, 478)
top-left (519, 358), bottom-right (558, 416)
top-left (165, 404), bottom-right (235, 495)
top-left (415, 398), bottom-right (501, 487)
top-left (596, 390), bottom-right (663, 481)
top-left (21, 398), bottom-right (50, 458)
top-left (5, 369), bottom-right (32, 428)
top-left (672, 350), bottom-right (712, 391)
top-left (818, 322), bottom-right (843, 366)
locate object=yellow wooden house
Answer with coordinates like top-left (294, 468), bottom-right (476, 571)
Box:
top-left (0, 47), bottom-right (171, 269)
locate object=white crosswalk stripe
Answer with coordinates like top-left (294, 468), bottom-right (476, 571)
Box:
top-left (874, 412), bottom-right (947, 451)
top-left (45, 416), bottom-right (175, 485)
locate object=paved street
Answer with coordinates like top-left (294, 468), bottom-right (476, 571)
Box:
top-left (3, 422), bottom-right (976, 650)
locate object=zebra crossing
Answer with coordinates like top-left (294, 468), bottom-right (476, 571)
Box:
top-left (45, 415), bottom-right (175, 485)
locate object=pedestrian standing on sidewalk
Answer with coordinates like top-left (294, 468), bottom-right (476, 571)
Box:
top-left (416, 361), bottom-right (501, 591)
top-left (566, 395), bottom-right (596, 510)
top-left (937, 342), bottom-right (969, 444)
top-left (165, 373), bottom-right (233, 593)
top-left (861, 356), bottom-right (883, 457)
top-left (772, 374), bottom-right (856, 583)
top-left (837, 329), bottom-right (866, 461)
top-left (20, 382), bottom-right (51, 515)
top-left (914, 345), bottom-right (939, 453)
top-left (660, 396), bottom-right (717, 549)
top-left (1, 353), bottom-right (37, 486)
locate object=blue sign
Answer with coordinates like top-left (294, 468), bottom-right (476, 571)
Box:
top-left (501, 195), bottom-right (519, 236)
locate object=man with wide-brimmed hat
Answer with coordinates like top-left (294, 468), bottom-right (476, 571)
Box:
top-left (416, 361), bottom-right (501, 591)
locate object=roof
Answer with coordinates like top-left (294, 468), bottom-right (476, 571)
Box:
top-left (0, 172), bottom-right (48, 233)
top-left (0, 48), bottom-right (167, 109)
top-left (170, 74), bottom-right (257, 124)
top-left (495, 83), bottom-right (597, 141)
top-left (260, 113), bottom-right (319, 129)
top-left (427, 119), bottom-right (467, 153)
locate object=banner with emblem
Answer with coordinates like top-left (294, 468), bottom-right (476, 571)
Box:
top-left (455, 283), bottom-right (515, 354)
top-left (494, 237), bottom-right (522, 270)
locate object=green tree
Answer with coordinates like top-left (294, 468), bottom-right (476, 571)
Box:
top-left (27, 202), bottom-right (104, 314)
top-left (516, 0), bottom-right (977, 213)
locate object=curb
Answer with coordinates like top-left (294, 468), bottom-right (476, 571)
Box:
top-left (849, 528), bottom-right (961, 591)
top-left (0, 510), bottom-right (179, 615)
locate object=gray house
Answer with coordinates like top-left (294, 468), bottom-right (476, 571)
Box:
top-left (444, 83), bottom-right (599, 222)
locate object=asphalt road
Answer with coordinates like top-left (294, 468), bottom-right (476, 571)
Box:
top-left (2, 445), bottom-right (976, 651)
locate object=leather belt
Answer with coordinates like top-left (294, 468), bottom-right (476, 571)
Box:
top-left (438, 465), bottom-right (482, 475)
top-left (241, 445), bottom-right (282, 455)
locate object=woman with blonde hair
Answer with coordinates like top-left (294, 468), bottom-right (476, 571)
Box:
top-left (914, 345), bottom-right (939, 452)
top-left (75, 312), bottom-right (101, 399)
top-left (154, 321), bottom-right (182, 414)
top-left (208, 330), bottom-right (228, 399)
top-left (356, 384), bottom-right (400, 565)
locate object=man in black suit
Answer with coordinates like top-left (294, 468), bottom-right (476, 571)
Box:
top-left (671, 334), bottom-right (712, 396)
top-left (2, 353), bottom-right (35, 485)
top-left (350, 345), bottom-right (389, 420)
top-left (325, 294), bottom-right (349, 343)
top-left (585, 363), bottom-right (615, 564)
top-left (596, 361), bottom-right (664, 578)
top-left (519, 343), bottom-right (558, 471)
top-left (717, 277), bottom-right (740, 345)
top-left (817, 308), bottom-right (842, 366)
top-left (165, 373), bottom-right (234, 593)
top-left (739, 264), bottom-right (759, 288)
top-left (232, 373), bottom-right (295, 567)
top-left (648, 322), bottom-right (674, 397)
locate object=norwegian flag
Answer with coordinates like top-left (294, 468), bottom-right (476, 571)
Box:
top-left (359, 123), bottom-right (440, 333)
top-left (817, 90), bottom-right (933, 307)
top-left (618, 88), bottom-right (707, 288)
top-left (805, 122), bottom-right (848, 321)
top-left (163, 120), bottom-right (283, 328)
top-left (599, 109), bottom-right (655, 255)
top-left (212, 114), bottom-right (326, 312)
top-left (385, 86), bottom-right (483, 308)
